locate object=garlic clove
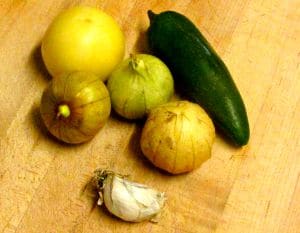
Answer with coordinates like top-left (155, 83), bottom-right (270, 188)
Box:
top-left (95, 170), bottom-right (166, 223)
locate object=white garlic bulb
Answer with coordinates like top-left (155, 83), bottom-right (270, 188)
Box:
top-left (94, 170), bottom-right (166, 223)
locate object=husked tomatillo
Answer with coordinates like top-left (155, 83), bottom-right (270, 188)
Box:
top-left (107, 54), bottom-right (174, 119)
top-left (40, 71), bottom-right (111, 144)
top-left (140, 101), bottom-right (215, 174)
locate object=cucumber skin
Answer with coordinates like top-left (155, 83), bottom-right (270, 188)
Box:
top-left (147, 11), bottom-right (249, 146)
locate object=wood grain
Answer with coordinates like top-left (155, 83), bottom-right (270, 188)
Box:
top-left (0, 0), bottom-right (299, 233)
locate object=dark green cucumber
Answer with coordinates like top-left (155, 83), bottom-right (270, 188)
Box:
top-left (147, 10), bottom-right (249, 146)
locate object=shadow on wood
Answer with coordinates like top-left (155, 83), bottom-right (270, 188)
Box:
top-left (133, 29), bottom-right (151, 54)
top-left (29, 43), bottom-right (51, 81)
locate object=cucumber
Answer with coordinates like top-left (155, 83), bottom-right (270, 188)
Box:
top-left (147, 10), bottom-right (249, 146)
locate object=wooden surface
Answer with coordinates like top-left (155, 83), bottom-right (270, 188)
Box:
top-left (0, 1), bottom-right (299, 233)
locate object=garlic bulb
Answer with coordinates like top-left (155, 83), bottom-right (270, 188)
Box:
top-left (94, 170), bottom-right (166, 223)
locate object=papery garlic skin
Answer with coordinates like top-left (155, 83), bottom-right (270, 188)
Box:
top-left (96, 171), bottom-right (166, 222)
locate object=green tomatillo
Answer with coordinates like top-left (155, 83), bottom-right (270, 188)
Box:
top-left (107, 54), bottom-right (174, 120)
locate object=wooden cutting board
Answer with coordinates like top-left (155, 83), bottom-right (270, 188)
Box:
top-left (0, 1), bottom-right (299, 233)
